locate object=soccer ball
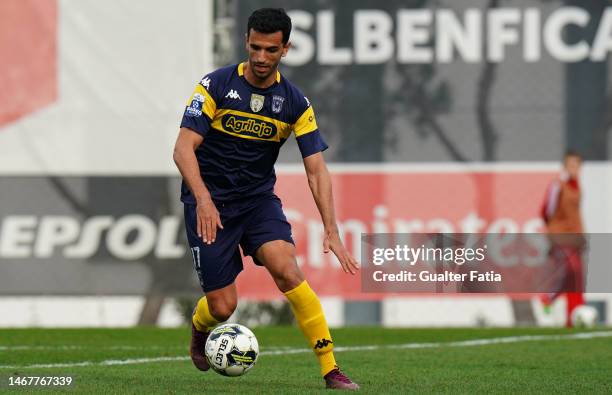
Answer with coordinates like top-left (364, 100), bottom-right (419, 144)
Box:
top-left (571, 305), bottom-right (599, 328)
top-left (205, 323), bottom-right (259, 377)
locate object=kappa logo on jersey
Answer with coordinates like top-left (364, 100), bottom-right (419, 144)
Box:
top-left (304, 96), bottom-right (311, 107)
top-left (222, 114), bottom-right (277, 139)
top-left (200, 76), bottom-right (211, 89)
top-left (250, 94), bottom-right (265, 113)
top-left (225, 89), bottom-right (242, 100)
top-left (186, 93), bottom-right (205, 117)
top-left (272, 95), bottom-right (285, 113)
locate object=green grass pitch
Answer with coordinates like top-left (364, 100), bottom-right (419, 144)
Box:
top-left (1, 327), bottom-right (611, 394)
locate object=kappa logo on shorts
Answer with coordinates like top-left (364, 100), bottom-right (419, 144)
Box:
top-left (222, 114), bottom-right (277, 139)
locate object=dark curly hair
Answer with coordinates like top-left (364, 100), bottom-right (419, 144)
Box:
top-left (247, 8), bottom-right (292, 44)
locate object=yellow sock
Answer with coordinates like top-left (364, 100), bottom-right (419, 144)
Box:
top-left (284, 281), bottom-right (337, 376)
top-left (192, 296), bottom-right (220, 332)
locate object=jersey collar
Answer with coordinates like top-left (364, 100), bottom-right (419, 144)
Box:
top-left (238, 62), bottom-right (281, 84)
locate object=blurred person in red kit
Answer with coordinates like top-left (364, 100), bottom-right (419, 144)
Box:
top-left (540, 150), bottom-right (586, 327)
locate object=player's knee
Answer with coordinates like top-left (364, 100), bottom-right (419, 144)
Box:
top-left (209, 300), bottom-right (236, 322)
top-left (274, 266), bottom-right (304, 293)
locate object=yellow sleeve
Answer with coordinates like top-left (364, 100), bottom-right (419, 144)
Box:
top-left (186, 84), bottom-right (217, 120)
top-left (293, 106), bottom-right (318, 137)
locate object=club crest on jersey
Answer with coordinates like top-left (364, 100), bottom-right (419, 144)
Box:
top-left (272, 95), bottom-right (285, 113)
top-left (250, 94), bottom-right (265, 113)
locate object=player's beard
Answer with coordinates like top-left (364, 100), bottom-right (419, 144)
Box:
top-left (250, 59), bottom-right (280, 81)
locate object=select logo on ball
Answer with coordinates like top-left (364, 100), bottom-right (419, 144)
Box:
top-left (205, 323), bottom-right (259, 377)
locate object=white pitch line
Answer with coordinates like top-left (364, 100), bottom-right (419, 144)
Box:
top-left (0, 357), bottom-right (190, 369)
top-left (0, 345), bottom-right (187, 351)
top-left (0, 331), bottom-right (610, 370)
top-left (0, 345), bottom-right (305, 352)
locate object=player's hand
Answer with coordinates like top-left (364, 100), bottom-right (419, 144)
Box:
top-left (323, 230), bottom-right (360, 275)
top-left (196, 197), bottom-right (223, 244)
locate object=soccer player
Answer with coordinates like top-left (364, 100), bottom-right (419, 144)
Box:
top-left (173, 8), bottom-right (359, 390)
top-left (540, 151), bottom-right (586, 327)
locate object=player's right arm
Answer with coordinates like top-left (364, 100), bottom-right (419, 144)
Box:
top-left (173, 128), bottom-right (222, 244)
top-left (174, 74), bottom-right (222, 244)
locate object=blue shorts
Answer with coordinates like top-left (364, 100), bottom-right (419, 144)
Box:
top-left (184, 193), bottom-right (294, 293)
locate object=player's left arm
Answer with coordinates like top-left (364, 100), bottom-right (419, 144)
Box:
top-left (303, 152), bottom-right (359, 275)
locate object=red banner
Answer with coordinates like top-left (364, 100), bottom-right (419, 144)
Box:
top-left (236, 169), bottom-right (555, 300)
top-left (0, 0), bottom-right (57, 128)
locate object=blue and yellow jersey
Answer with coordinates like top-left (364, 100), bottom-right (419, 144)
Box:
top-left (180, 63), bottom-right (327, 203)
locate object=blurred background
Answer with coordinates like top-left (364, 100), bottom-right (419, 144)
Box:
top-left (1, 0), bottom-right (611, 329)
